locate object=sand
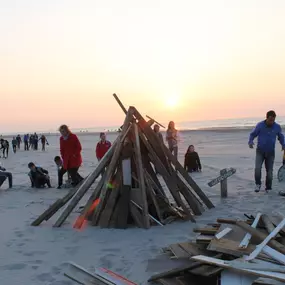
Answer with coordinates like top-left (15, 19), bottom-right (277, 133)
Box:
top-left (0, 130), bottom-right (285, 284)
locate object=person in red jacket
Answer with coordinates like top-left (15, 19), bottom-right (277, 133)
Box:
top-left (59, 124), bottom-right (84, 186)
top-left (96, 132), bottom-right (112, 161)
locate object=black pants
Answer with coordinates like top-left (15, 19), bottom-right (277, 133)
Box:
top-left (58, 168), bottom-right (72, 187)
top-left (2, 147), bottom-right (9, 158)
top-left (68, 168), bottom-right (83, 186)
top-left (12, 145), bottom-right (17, 153)
top-left (34, 142), bottom-right (38, 150)
top-left (31, 176), bottom-right (51, 188)
top-left (42, 143), bottom-right (45, 151)
top-left (0, 172), bottom-right (13, 188)
top-left (24, 141), bottom-right (29, 150)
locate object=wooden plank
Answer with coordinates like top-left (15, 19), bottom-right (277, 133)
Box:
top-left (208, 238), bottom-right (270, 260)
top-left (129, 202), bottom-right (144, 228)
top-left (146, 115), bottom-right (165, 128)
top-left (73, 174), bottom-right (106, 229)
top-left (240, 213), bottom-right (262, 249)
top-left (52, 138), bottom-right (118, 228)
top-left (115, 185), bottom-right (131, 229)
top-left (139, 132), bottom-right (195, 221)
top-left (215, 228), bottom-right (232, 240)
top-left (191, 255), bottom-right (285, 282)
top-left (160, 141), bottom-right (214, 209)
top-left (253, 277), bottom-right (285, 284)
top-left (221, 270), bottom-right (256, 285)
top-left (133, 124), bottom-right (150, 229)
top-left (144, 174), bottom-right (164, 223)
top-left (92, 109), bottom-right (133, 226)
top-left (168, 244), bottom-right (190, 259)
top-left (245, 218), bottom-right (285, 261)
top-left (193, 228), bottom-right (218, 235)
top-left (220, 169), bottom-right (228, 198)
top-left (262, 245), bottom-right (285, 265)
top-left (178, 242), bottom-right (209, 256)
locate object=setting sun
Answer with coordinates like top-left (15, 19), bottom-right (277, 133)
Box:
top-left (165, 96), bottom-right (179, 109)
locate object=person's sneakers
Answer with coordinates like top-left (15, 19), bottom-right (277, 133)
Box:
top-left (279, 191), bottom-right (285, 196)
top-left (265, 187), bottom-right (272, 192)
top-left (254, 184), bottom-right (261, 193)
top-left (57, 186), bottom-right (62, 189)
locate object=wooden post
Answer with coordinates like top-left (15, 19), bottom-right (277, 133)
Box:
top-left (133, 124), bottom-right (150, 229)
top-left (52, 138), bottom-right (119, 227)
top-left (220, 169), bottom-right (228, 198)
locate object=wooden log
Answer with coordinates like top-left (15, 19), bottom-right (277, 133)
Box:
top-left (220, 169), bottom-right (228, 198)
top-left (147, 119), bottom-right (155, 127)
top-left (92, 109), bottom-right (134, 226)
top-left (113, 93), bottom-right (128, 114)
top-left (31, 185), bottom-right (80, 226)
top-left (235, 220), bottom-right (285, 255)
top-left (146, 115), bottom-right (165, 128)
top-left (161, 143), bottom-right (214, 209)
top-left (98, 168), bottom-right (123, 228)
top-left (144, 173), bottom-right (164, 223)
top-left (133, 124), bottom-right (150, 229)
top-left (129, 197), bottom-right (144, 228)
top-left (52, 139), bottom-right (118, 228)
top-left (262, 214), bottom-right (281, 237)
top-left (73, 173), bottom-right (106, 229)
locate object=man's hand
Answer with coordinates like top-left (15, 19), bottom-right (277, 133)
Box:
top-left (249, 143), bottom-right (254, 149)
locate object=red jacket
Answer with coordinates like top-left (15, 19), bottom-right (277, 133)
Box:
top-left (96, 140), bottom-right (111, 160)
top-left (60, 133), bottom-right (82, 170)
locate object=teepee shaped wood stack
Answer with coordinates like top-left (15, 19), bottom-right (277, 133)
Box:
top-left (31, 94), bottom-right (214, 229)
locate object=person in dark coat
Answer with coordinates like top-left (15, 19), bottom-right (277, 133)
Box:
top-left (16, 135), bottom-right (22, 149)
top-left (184, 145), bottom-right (202, 173)
top-left (24, 134), bottom-right (29, 151)
top-left (28, 162), bottom-right (51, 188)
top-left (40, 135), bottom-right (48, 151)
top-left (59, 125), bottom-right (84, 186)
top-left (0, 139), bottom-right (9, 159)
top-left (54, 156), bottom-right (72, 189)
top-left (0, 166), bottom-right (13, 188)
top-left (153, 124), bottom-right (164, 143)
top-left (12, 137), bottom-right (17, 153)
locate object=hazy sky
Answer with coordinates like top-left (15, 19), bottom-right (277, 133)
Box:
top-left (1, 0), bottom-right (285, 132)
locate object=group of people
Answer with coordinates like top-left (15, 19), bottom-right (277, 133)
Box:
top-left (0, 134), bottom-right (49, 158)
top-left (153, 121), bottom-right (202, 173)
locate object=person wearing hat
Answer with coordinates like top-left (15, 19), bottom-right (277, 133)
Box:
top-left (96, 132), bottom-right (112, 164)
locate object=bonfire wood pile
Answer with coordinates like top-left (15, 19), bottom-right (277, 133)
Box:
top-left (149, 213), bottom-right (285, 284)
top-left (31, 94), bottom-right (214, 229)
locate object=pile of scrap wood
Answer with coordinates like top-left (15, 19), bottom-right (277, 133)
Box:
top-left (31, 94), bottom-right (214, 229)
top-left (64, 262), bottom-right (138, 285)
top-left (149, 212), bottom-right (285, 284)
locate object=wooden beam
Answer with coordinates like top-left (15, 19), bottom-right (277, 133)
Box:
top-left (146, 115), bottom-right (165, 128)
top-left (133, 123), bottom-right (150, 229)
top-left (52, 141), bottom-right (117, 228)
top-left (113, 93), bottom-right (128, 114)
top-left (92, 109), bottom-right (134, 226)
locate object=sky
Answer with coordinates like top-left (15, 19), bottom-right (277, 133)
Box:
top-left (1, 0), bottom-right (285, 133)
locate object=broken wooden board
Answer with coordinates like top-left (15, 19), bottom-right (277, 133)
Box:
top-left (191, 255), bottom-right (285, 282)
top-left (253, 277), bottom-right (285, 284)
top-left (221, 270), bottom-right (256, 285)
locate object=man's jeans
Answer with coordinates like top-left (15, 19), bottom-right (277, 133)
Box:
top-left (255, 149), bottom-right (275, 189)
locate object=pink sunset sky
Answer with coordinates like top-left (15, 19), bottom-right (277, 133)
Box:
top-left (1, 0), bottom-right (285, 133)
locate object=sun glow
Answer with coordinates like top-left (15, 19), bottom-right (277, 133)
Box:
top-left (165, 96), bottom-right (179, 109)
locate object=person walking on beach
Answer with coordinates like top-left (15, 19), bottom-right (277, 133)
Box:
top-left (24, 134), bottom-right (29, 151)
top-left (29, 134), bottom-right (34, 150)
top-left (166, 121), bottom-right (178, 159)
top-left (248, 110), bottom-right (285, 192)
top-left (59, 125), bottom-right (84, 186)
top-left (153, 124), bottom-right (164, 143)
top-left (40, 135), bottom-right (48, 151)
top-left (16, 135), bottom-right (22, 149)
top-left (33, 133), bottom-right (39, 150)
top-left (184, 145), bottom-right (202, 173)
top-left (12, 137), bottom-right (17, 153)
top-left (0, 139), bottom-right (9, 159)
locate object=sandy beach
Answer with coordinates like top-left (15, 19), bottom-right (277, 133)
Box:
top-left (0, 129), bottom-right (285, 285)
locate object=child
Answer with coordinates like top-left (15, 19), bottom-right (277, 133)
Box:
top-left (12, 137), bottom-right (17, 153)
top-left (54, 156), bottom-right (72, 189)
top-left (184, 145), bottom-right (202, 173)
top-left (96, 132), bottom-right (112, 161)
top-left (28, 162), bottom-right (51, 188)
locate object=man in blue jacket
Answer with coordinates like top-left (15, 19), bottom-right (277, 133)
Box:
top-left (249, 110), bottom-right (285, 192)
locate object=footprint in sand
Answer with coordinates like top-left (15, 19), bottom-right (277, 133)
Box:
top-left (23, 250), bottom-right (48, 257)
top-left (99, 254), bottom-right (116, 268)
top-left (1, 263), bottom-right (27, 270)
top-left (65, 246), bottom-right (79, 254)
top-left (15, 231), bottom-right (24, 238)
top-left (36, 273), bottom-right (56, 283)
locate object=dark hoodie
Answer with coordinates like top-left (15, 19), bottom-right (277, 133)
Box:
top-left (184, 151), bottom-right (201, 172)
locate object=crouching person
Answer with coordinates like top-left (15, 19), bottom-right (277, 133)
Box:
top-left (28, 162), bottom-right (51, 188)
top-left (0, 166), bottom-right (13, 188)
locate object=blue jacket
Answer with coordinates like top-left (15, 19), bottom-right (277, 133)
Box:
top-left (249, 121), bottom-right (285, 153)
